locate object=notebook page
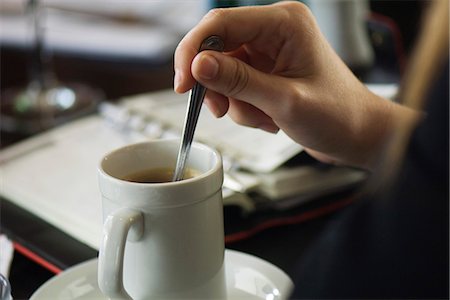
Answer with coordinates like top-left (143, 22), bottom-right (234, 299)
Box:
top-left (0, 117), bottom-right (147, 249)
top-left (0, 114), bottom-right (256, 249)
top-left (121, 90), bottom-right (303, 172)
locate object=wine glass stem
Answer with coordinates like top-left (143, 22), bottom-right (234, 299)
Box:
top-left (28, 0), bottom-right (46, 89)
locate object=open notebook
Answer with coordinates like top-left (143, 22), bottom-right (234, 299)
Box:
top-left (0, 89), bottom-right (367, 249)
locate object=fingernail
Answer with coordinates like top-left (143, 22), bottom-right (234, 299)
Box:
top-left (198, 54), bottom-right (219, 80)
top-left (259, 123), bottom-right (280, 134)
top-left (174, 68), bottom-right (182, 92)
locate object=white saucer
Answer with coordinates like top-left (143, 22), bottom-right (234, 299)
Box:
top-left (30, 249), bottom-right (294, 299)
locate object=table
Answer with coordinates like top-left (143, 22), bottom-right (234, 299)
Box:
top-left (0, 10), bottom-right (402, 294)
top-left (1, 187), bottom-right (358, 299)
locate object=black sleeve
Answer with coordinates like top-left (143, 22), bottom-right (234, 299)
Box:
top-left (291, 62), bottom-right (449, 299)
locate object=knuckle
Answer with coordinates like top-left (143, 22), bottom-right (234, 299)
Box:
top-left (292, 2), bottom-right (315, 26)
top-left (294, 1), bottom-right (312, 15)
top-left (204, 8), bottom-right (227, 21)
top-left (272, 1), bottom-right (315, 38)
top-left (276, 1), bottom-right (314, 26)
top-left (226, 59), bottom-right (250, 98)
top-left (279, 1), bottom-right (310, 16)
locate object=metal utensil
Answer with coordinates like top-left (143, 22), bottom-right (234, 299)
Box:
top-left (172, 36), bottom-right (224, 181)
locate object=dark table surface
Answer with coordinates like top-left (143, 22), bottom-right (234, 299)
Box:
top-left (2, 187), bottom-right (358, 299)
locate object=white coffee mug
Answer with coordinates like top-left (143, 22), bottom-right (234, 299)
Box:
top-left (97, 139), bottom-right (226, 299)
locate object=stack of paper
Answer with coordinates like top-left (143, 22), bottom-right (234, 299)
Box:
top-left (0, 89), bottom-right (367, 250)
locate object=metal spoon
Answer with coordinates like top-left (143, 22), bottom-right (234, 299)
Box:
top-left (172, 36), bottom-right (224, 181)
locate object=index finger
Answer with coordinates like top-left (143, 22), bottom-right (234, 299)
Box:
top-left (174, 2), bottom-right (290, 93)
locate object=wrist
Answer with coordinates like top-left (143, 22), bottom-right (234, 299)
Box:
top-left (354, 93), bottom-right (421, 170)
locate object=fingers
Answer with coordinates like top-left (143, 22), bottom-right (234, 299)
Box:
top-left (204, 91), bottom-right (279, 134)
top-left (227, 98), bottom-right (279, 133)
top-left (191, 51), bottom-right (288, 117)
top-left (173, 1), bottom-right (314, 135)
top-left (204, 90), bottom-right (229, 118)
top-left (174, 3), bottom-right (294, 93)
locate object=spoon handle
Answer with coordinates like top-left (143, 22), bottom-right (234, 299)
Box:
top-left (173, 36), bottom-right (224, 181)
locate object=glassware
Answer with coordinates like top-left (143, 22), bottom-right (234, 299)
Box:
top-left (0, 0), bottom-right (103, 138)
top-left (0, 274), bottom-right (12, 300)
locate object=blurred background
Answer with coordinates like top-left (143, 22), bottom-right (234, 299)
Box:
top-left (0, 1), bottom-right (426, 298)
top-left (0, 0), bottom-right (205, 145)
top-left (1, 0), bottom-right (423, 148)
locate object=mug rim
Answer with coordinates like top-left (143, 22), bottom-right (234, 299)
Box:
top-left (98, 139), bottom-right (222, 187)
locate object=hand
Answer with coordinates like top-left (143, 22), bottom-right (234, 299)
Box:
top-left (174, 1), bottom-right (416, 170)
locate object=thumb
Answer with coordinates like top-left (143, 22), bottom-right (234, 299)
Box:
top-left (191, 51), bottom-right (284, 114)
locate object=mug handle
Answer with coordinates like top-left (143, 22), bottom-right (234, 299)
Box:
top-left (98, 208), bottom-right (144, 299)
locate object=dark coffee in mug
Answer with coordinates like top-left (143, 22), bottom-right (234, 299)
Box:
top-left (122, 167), bottom-right (200, 183)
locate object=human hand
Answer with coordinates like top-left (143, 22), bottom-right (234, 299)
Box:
top-left (174, 1), bottom-right (413, 169)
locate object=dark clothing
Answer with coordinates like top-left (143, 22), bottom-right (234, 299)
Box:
top-left (292, 62), bottom-right (449, 299)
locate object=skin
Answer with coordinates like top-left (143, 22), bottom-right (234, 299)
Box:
top-left (174, 1), bottom-right (418, 170)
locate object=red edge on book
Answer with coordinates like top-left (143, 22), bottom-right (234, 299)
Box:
top-left (11, 196), bottom-right (354, 274)
top-left (224, 196), bottom-right (355, 244)
top-left (13, 242), bottom-right (63, 274)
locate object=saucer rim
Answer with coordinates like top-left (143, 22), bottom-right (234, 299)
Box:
top-left (30, 249), bottom-right (294, 300)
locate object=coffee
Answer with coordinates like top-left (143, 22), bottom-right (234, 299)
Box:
top-left (98, 140), bottom-right (225, 299)
top-left (122, 167), bottom-right (200, 183)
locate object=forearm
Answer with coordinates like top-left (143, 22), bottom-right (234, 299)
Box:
top-left (349, 92), bottom-right (422, 170)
